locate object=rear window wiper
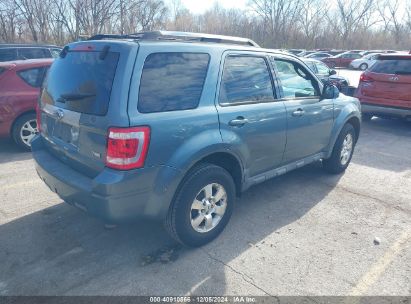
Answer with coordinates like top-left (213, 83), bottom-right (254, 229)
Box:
top-left (57, 93), bottom-right (96, 103)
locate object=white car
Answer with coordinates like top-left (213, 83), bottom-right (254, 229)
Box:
top-left (349, 53), bottom-right (381, 70)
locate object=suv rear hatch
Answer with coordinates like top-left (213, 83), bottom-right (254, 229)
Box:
top-left (360, 55), bottom-right (411, 108)
top-left (38, 41), bottom-right (138, 177)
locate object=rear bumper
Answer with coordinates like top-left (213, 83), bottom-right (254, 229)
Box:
top-left (32, 136), bottom-right (177, 223)
top-left (361, 102), bottom-right (411, 118)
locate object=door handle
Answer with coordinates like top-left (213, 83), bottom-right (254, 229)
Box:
top-left (292, 108), bottom-right (305, 117)
top-left (229, 117), bottom-right (248, 127)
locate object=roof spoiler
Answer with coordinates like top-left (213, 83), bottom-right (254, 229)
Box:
top-left (88, 31), bottom-right (260, 47)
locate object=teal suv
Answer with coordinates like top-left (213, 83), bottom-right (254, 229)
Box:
top-left (32, 31), bottom-right (361, 246)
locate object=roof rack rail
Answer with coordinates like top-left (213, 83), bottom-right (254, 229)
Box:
top-left (88, 31), bottom-right (260, 47)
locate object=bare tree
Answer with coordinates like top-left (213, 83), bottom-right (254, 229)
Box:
top-left (378, 0), bottom-right (406, 45)
top-left (298, 0), bottom-right (328, 48)
top-left (249, 0), bottom-right (303, 47)
top-left (0, 0), bottom-right (410, 50)
top-left (329, 0), bottom-right (378, 48)
top-left (0, 0), bottom-right (21, 42)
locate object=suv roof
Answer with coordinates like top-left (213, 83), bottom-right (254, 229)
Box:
top-left (68, 39), bottom-right (297, 61)
top-left (88, 31), bottom-right (261, 47)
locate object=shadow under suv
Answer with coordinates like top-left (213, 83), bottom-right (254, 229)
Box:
top-left (32, 31), bottom-right (361, 247)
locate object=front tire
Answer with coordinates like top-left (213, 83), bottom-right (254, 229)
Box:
top-left (165, 163), bottom-right (235, 247)
top-left (323, 123), bottom-right (356, 174)
top-left (12, 113), bottom-right (38, 151)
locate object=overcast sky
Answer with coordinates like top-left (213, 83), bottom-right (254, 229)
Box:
top-left (180, 0), bottom-right (248, 14)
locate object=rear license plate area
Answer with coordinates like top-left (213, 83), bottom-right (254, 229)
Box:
top-left (52, 121), bottom-right (73, 143)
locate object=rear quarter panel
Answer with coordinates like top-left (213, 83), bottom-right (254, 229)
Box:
top-left (126, 44), bottom-right (231, 216)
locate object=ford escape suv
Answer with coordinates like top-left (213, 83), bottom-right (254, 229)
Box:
top-left (32, 31), bottom-right (361, 247)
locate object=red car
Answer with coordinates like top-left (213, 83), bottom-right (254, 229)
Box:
top-left (322, 52), bottom-right (362, 68)
top-left (0, 59), bottom-right (53, 150)
top-left (355, 54), bottom-right (411, 120)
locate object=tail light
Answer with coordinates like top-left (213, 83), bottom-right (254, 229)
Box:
top-left (359, 73), bottom-right (374, 83)
top-left (106, 126), bottom-right (150, 170)
top-left (36, 103), bottom-right (41, 132)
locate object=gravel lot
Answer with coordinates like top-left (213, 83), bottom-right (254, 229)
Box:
top-left (0, 77), bottom-right (410, 296)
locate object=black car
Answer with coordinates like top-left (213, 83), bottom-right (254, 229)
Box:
top-left (302, 58), bottom-right (351, 93)
top-left (0, 44), bottom-right (62, 62)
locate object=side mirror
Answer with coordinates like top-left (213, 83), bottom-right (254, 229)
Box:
top-left (322, 84), bottom-right (339, 100)
top-left (329, 69), bottom-right (337, 75)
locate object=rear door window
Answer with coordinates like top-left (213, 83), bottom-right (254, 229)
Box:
top-left (18, 48), bottom-right (47, 59)
top-left (138, 52), bottom-right (210, 113)
top-left (18, 67), bottom-right (47, 87)
top-left (370, 58), bottom-right (411, 74)
top-left (0, 49), bottom-right (17, 62)
top-left (219, 56), bottom-right (275, 105)
top-left (42, 51), bottom-right (119, 115)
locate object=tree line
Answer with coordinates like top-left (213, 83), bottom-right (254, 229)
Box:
top-left (1, 0), bottom-right (410, 50)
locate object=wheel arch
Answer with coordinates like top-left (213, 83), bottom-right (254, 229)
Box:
top-left (325, 104), bottom-right (361, 159)
top-left (151, 147), bottom-right (245, 220)
top-left (192, 151), bottom-right (243, 197)
top-left (346, 116), bottom-right (361, 143)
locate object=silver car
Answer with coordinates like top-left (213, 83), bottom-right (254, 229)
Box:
top-left (349, 53), bottom-right (381, 70)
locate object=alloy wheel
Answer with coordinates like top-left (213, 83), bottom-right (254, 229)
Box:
top-left (340, 133), bottom-right (353, 166)
top-left (20, 119), bottom-right (38, 147)
top-left (190, 183), bottom-right (227, 233)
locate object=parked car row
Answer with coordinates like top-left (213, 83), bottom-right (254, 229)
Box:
top-left (0, 44), bottom-right (62, 62)
top-left (286, 49), bottom-right (405, 70)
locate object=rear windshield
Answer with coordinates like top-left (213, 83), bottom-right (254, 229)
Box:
top-left (370, 57), bottom-right (411, 75)
top-left (42, 51), bottom-right (119, 115)
top-left (138, 52), bottom-right (210, 113)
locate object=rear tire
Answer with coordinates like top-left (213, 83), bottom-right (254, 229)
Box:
top-left (323, 123), bottom-right (356, 174)
top-left (165, 163), bottom-right (235, 247)
top-left (359, 63), bottom-right (368, 70)
top-left (12, 113), bottom-right (38, 151)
